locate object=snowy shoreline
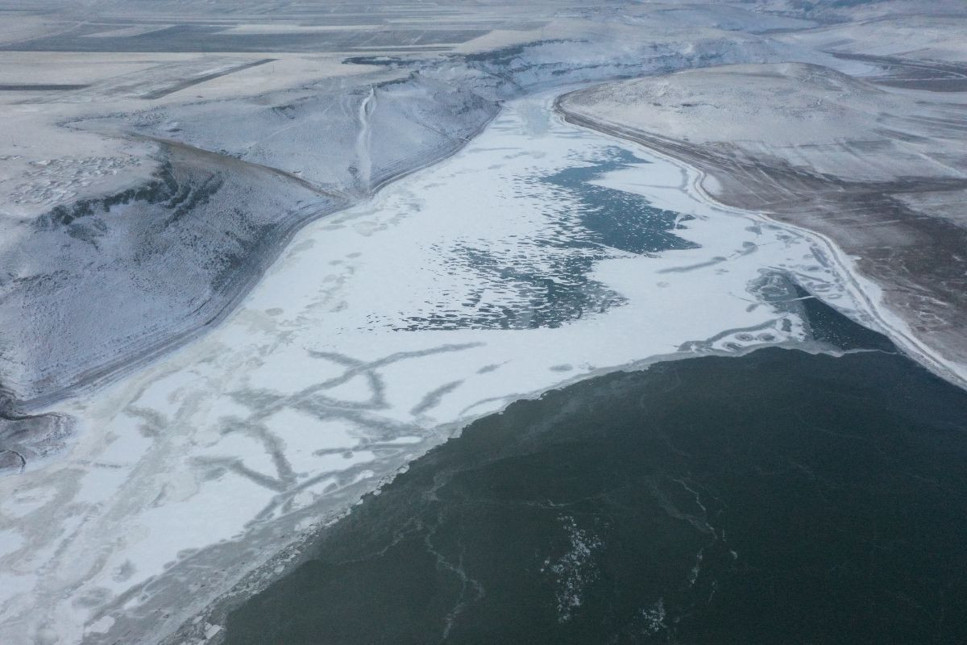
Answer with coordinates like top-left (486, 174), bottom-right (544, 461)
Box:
top-left (555, 99), bottom-right (967, 393)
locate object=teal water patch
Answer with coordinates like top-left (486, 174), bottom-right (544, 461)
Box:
top-left (747, 272), bottom-right (896, 353)
top-left (794, 283), bottom-right (896, 352)
top-left (543, 146), bottom-right (699, 255)
top-left (395, 243), bottom-right (625, 331)
top-left (224, 348), bottom-right (967, 644)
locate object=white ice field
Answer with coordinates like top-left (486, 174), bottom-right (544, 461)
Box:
top-left (0, 92), bottom-right (888, 644)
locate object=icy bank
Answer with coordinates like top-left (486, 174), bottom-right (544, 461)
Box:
top-left (556, 61), bottom-right (967, 387)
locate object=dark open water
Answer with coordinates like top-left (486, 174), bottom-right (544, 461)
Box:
top-left (224, 330), bottom-right (967, 643)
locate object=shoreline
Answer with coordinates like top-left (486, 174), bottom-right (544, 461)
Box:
top-left (554, 96), bottom-right (967, 393)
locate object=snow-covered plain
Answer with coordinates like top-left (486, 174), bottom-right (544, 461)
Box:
top-left (0, 92), bottom-right (883, 644)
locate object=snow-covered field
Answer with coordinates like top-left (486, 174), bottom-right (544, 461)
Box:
top-left (0, 92), bottom-right (884, 644)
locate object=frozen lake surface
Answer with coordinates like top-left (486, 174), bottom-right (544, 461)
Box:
top-left (0, 93), bottom-right (883, 644)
